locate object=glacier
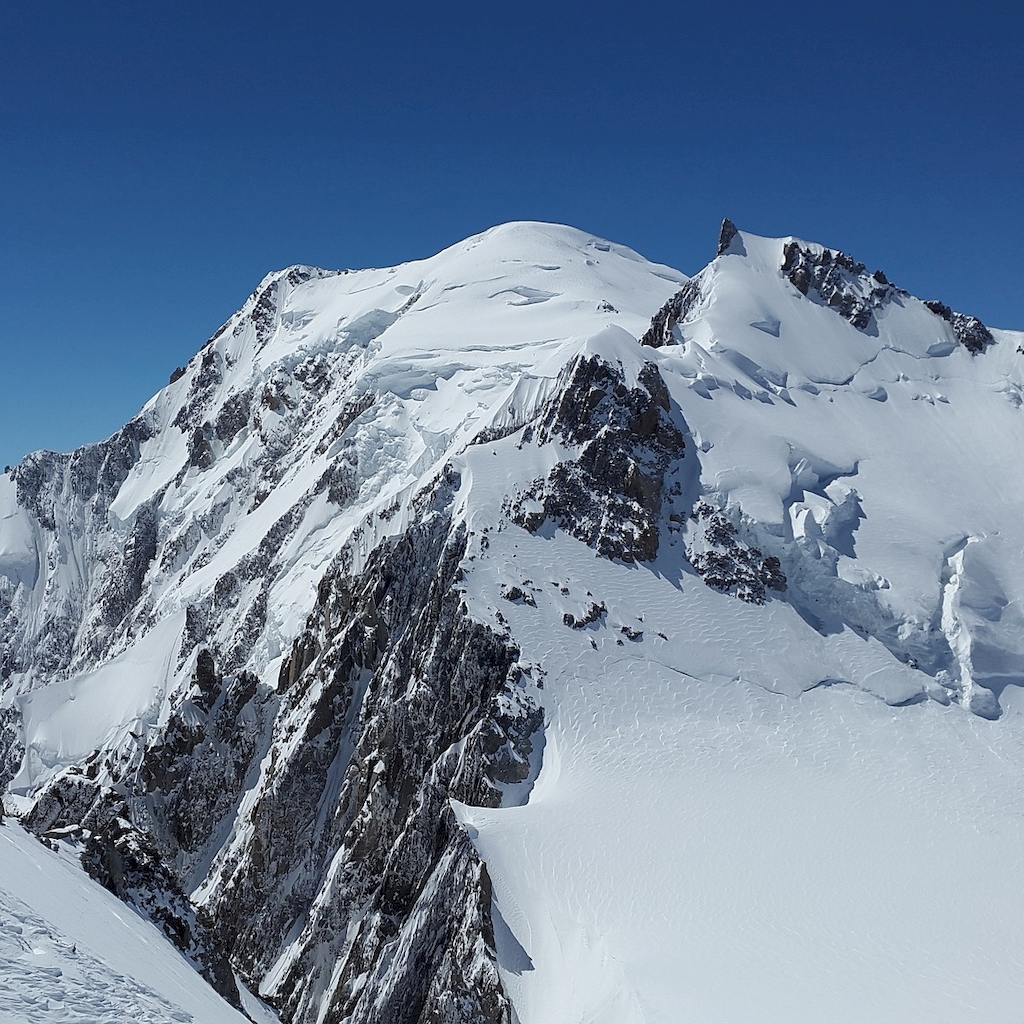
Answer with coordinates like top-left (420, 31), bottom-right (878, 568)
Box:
top-left (2, 219), bottom-right (1024, 1022)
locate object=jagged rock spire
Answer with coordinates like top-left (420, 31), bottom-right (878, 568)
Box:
top-left (717, 218), bottom-right (740, 256)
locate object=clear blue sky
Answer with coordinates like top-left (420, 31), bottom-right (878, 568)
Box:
top-left (2, 2), bottom-right (1021, 468)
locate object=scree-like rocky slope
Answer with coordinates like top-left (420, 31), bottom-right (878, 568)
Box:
top-left (2, 220), bottom-right (1024, 1024)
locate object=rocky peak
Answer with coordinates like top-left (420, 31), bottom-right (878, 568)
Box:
top-left (780, 239), bottom-right (902, 331)
top-left (717, 217), bottom-right (741, 256)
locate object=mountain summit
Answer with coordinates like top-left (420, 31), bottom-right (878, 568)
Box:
top-left (2, 222), bottom-right (1024, 1023)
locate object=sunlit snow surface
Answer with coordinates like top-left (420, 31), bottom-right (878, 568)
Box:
top-left (0, 821), bottom-right (276, 1023)
top-left (455, 524), bottom-right (1024, 1022)
top-left (460, 683), bottom-right (1024, 1023)
top-left (3, 222), bottom-right (1024, 1020)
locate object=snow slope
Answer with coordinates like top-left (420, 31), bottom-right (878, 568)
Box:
top-left (455, 530), bottom-right (1024, 1021)
top-left (460, 682), bottom-right (1024, 1023)
top-left (2, 220), bottom-right (1024, 1023)
top-left (0, 820), bottom-right (274, 1023)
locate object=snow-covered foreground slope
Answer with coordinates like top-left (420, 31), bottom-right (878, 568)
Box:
top-left (456, 524), bottom-right (1024, 1022)
top-left (0, 820), bottom-right (275, 1023)
top-left (2, 219), bottom-right (1024, 1023)
top-left (461, 682), bottom-right (1024, 1023)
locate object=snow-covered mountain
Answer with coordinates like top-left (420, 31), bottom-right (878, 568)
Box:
top-left (2, 220), bottom-right (1024, 1023)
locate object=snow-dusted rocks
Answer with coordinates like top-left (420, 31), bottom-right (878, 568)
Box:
top-left (509, 350), bottom-right (684, 562)
top-left (3, 220), bottom-right (1024, 1023)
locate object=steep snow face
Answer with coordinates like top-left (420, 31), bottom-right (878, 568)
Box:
top-left (2, 220), bottom-right (1024, 1024)
top-left (0, 820), bottom-right (274, 1023)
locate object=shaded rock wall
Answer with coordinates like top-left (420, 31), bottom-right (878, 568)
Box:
top-left (510, 356), bottom-right (685, 562)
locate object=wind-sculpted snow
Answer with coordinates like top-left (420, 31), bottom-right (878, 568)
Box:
top-left (0, 821), bottom-right (261, 1024)
top-left (3, 219), bottom-right (1024, 1022)
top-left (0, 886), bottom-right (195, 1024)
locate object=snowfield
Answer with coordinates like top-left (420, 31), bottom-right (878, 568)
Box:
top-left (2, 220), bottom-right (1024, 1022)
top-left (0, 820), bottom-right (275, 1023)
top-left (457, 591), bottom-right (1024, 1022)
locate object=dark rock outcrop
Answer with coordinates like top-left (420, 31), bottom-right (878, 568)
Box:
top-left (563, 602), bottom-right (606, 629)
top-left (82, 816), bottom-right (240, 1005)
top-left (99, 496), bottom-right (160, 624)
top-left (214, 390), bottom-right (252, 444)
top-left (509, 357), bottom-right (685, 562)
top-left (924, 300), bottom-right (994, 354)
top-left (780, 240), bottom-right (995, 355)
top-left (3, 416), bottom-right (156, 676)
top-left (201, 498), bottom-right (539, 1024)
top-left (640, 278), bottom-right (704, 348)
top-left (781, 241), bottom-right (901, 331)
top-left (687, 501), bottom-right (786, 604)
top-left (141, 653), bottom-right (270, 864)
top-left (22, 756), bottom-right (239, 1005)
top-left (717, 218), bottom-right (740, 256)
top-left (0, 706), bottom-right (23, 793)
top-left (173, 347), bottom-right (223, 435)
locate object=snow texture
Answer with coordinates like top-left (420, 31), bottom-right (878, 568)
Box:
top-left (0, 819), bottom-right (271, 1023)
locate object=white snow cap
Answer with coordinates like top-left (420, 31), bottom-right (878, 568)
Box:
top-left (3, 217), bottom-right (1024, 1024)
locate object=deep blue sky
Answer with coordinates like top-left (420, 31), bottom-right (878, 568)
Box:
top-left (2, 3), bottom-right (1021, 468)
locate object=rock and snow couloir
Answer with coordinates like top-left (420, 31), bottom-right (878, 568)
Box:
top-left (2, 220), bottom-right (1024, 1023)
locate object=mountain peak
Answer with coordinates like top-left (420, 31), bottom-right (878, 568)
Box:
top-left (3, 220), bottom-right (1024, 1024)
top-left (717, 217), bottom-right (741, 256)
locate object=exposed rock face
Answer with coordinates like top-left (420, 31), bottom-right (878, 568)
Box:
top-left (0, 707), bottom-right (22, 792)
top-left (717, 217), bottom-right (740, 256)
top-left (639, 217), bottom-right (742, 349)
top-left (202, 489), bottom-right (539, 1024)
top-left (780, 240), bottom-right (902, 331)
top-left (780, 241), bottom-right (995, 353)
top-left (19, 473), bottom-right (540, 1024)
top-left (563, 601), bottom-right (607, 629)
top-left (924, 300), bottom-right (994, 353)
top-left (687, 501), bottom-right (787, 604)
top-left (140, 654), bottom-right (270, 872)
top-left (639, 278), bottom-right (705, 348)
top-left (22, 759), bottom-right (240, 1004)
top-left (510, 356), bottom-right (685, 562)
top-left (501, 585), bottom-right (536, 606)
